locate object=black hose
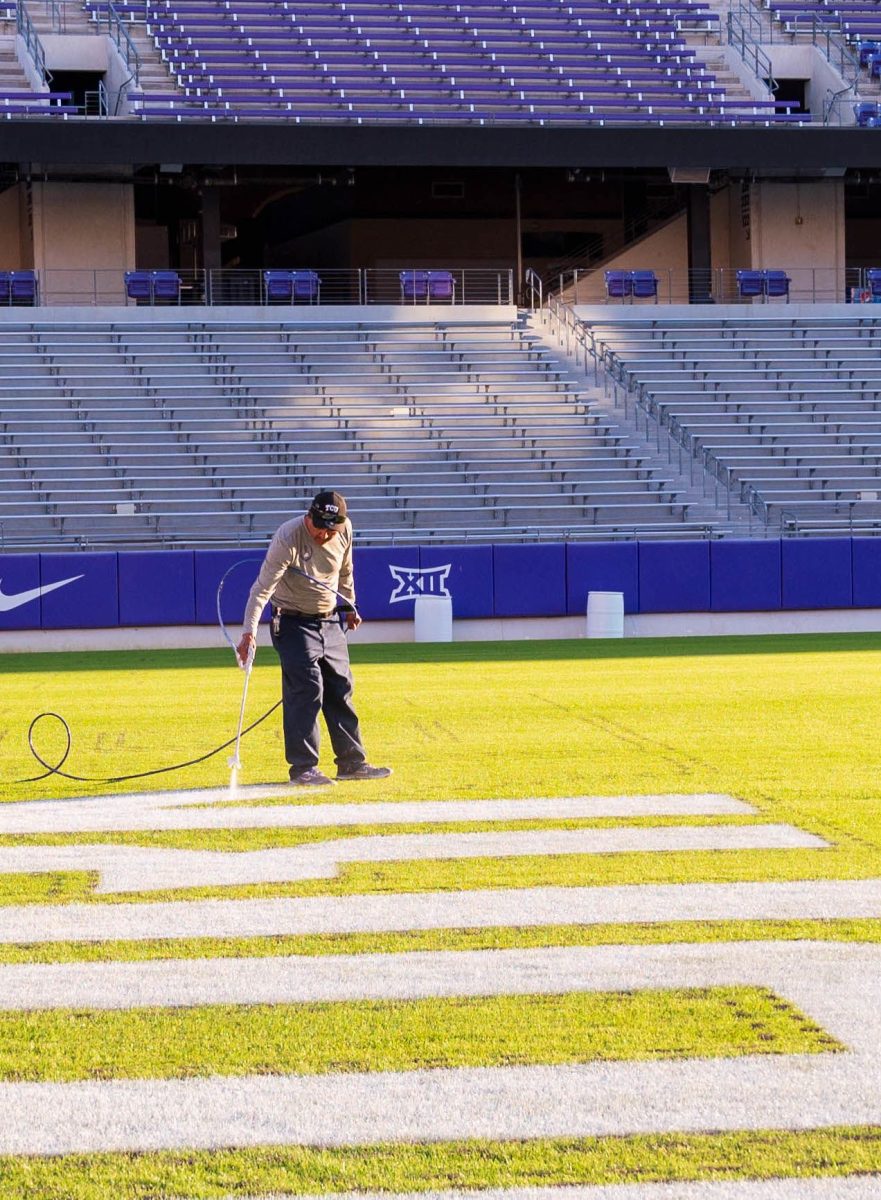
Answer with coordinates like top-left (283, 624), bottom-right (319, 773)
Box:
top-left (17, 702), bottom-right (282, 785)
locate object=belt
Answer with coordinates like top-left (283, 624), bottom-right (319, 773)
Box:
top-left (275, 608), bottom-right (336, 620)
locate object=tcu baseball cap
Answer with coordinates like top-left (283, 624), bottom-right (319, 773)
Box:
top-left (310, 490), bottom-right (347, 528)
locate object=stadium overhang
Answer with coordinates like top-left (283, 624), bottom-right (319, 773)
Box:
top-left (3, 123), bottom-right (881, 170)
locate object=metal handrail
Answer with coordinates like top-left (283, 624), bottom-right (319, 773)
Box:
top-left (16, 2), bottom-right (48, 85)
top-left (541, 195), bottom-right (686, 285)
top-left (727, 11), bottom-right (778, 93)
top-left (105, 0), bottom-right (141, 85)
top-left (791, 12), bottom-right (860, 89)
top-left (523, 267), bottom-right (543, 312)
top-left (84, 78), bottom-right (109, 116)
top-left (41, 0), bottom-right (64, 31)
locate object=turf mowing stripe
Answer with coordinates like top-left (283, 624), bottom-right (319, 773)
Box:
top-left (4, 917), bottom-right (881, 966)
top-left (0, 940), bottom-right (866, 1012)
top-left (0, 941), bottom-right (876, 1154)
top-left (4, 879), bottom-right (881, 943)
top-left (0, 825), bottom-right (828, 894)
top-left (0, 985), bottom-right (826, 1083)
top-left (0, 793), bottom-right (752, 834)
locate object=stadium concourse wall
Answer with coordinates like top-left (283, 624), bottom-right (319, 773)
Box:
top-left (3, 538), bottom-right (881, 650)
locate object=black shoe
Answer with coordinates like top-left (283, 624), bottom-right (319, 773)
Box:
top-left (336, 762), bottom-right (393, 781)
top-left (289, 766), bottom-right (336, 787)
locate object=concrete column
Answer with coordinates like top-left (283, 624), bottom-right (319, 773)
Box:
top-left (686, 184), bottom-right (712, 303)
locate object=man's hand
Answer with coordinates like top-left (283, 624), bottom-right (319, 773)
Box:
top-left (236, 632), bottom-right (256, 667)
top-left (345, 612), bottom-right (362, 632)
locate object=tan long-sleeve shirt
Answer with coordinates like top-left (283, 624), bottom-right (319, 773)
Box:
top-left (242, 516), bottom-right (355, 637)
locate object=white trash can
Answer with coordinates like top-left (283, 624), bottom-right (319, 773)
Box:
top-left (586, 590), bottom-right (624, 639)
top-left (414, 594), bottom-right (453, 642)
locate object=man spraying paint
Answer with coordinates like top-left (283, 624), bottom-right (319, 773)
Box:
top-left (236, 490), bottom-right (392, 787)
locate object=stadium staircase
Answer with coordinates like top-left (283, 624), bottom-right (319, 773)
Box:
top-left (527, 313), bottom-right (758, 533)
top-left (0, 311), bottom-right (730, 551)
top-left (564, 309), bottom-right (881, 535)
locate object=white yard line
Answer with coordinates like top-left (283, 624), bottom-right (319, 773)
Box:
top-left (0, 825), bottom-right (827, 894)
top-left (1, 942), bottom-right (879, 1155)
top-left (0, 793), bottom-right (752, 835)
top-left (1, 939), bottom-right (875, 1012)
top-left (4, 878), bottom-right (880, 944)
top-left (237, 1181), bottom-right (881, 1200)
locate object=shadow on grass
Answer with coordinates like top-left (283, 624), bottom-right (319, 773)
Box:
top-left (3, 632), bottom-right (881, 674)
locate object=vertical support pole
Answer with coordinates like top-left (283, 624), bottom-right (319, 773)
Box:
top-left (514, 172), bottom-right (522, 301)
top-left (200, 184), bottom-right (222, 280)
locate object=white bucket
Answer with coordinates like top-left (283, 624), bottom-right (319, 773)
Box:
top-left (414, 594), bottom-right (453, 642)
top-left (586, 590), bottom-right (624, 639)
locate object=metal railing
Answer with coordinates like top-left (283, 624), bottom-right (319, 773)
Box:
top-left (40, 0), bottom-right (64, 31)
top-left (105, 0), bottom-right (140, 85)
top-left (17, 267), bottom-right (516, 307)
top-left (727, 11), bottom-right (778, 92)
top-left (84, 78), bottom-right (109, 116)
top-left (549, 266), bottom-right (870, 306)
top-left (523, 267), bottom-right (543, 312)
top-left (16, 1), bottom-right (48, 85)
top-left (791, 14), bottom-right (860, 89)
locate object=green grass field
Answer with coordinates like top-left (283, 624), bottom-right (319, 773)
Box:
top-left (2, 632), bottom-right (881, 1198)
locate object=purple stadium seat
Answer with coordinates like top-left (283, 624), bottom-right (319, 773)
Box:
top-left (736, 269), bottom-right (764, 298)
top-left (631, 269), bottom-right (659, 298)
top-left (605, 270), bottom-right (633, 297)
top-left (9, 270), bottom-right (38, 305)
top-left (263, 269), bottom-right (321, 303)
top-left (399, 269), bottom-right (455, 303)
top-left (764, 269), bottom-right (791, 298)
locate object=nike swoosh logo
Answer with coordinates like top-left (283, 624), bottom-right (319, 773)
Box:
top-left (0, 575), bottom-right (84, 613)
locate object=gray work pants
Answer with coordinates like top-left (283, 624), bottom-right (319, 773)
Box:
top-left (270, 613), bottom-right (366, 773)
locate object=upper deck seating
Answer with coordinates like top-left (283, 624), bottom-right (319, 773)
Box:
top-left (89, 0), bottom-right (806, 125)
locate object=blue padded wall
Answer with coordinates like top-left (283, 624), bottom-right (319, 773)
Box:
top-left (194, 550), bottom-right (268, 626)
top-left (0, 554), bottom-right (41, 631)
top-left (493, 543), bottom-right (566, 616)
top-left (40, 553), bottom-right (119, 629)
top-left (638, 541), bottom-right (710, 613)
top-left (419, 545), bottom-right (494, 619)
top-left (710, 539), bottom-right (781, 612)
top-left (566, 543), bottom-right (639, 615)
top-left (353, 546), bottom-right (420, 621)
top-left (781, 538), bottom-right (852, 609)
top-left (119, 551), bottom-right (196, 627)
top-left (852, 538), bottom-right (881, 607)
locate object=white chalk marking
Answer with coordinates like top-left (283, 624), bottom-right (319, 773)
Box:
top-left (0, 941), bottom-right (878, 1154)
top-left (3, 878), bottom-right (878, 945)
top-left (0, 793), bottom-right (753, 835)
top-left (238, 1181), bottom-right (881, 1200)
top-left (0, 939), bottom-right (872, 1012)
top-left (0, 825), bottom-right (827, 895)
